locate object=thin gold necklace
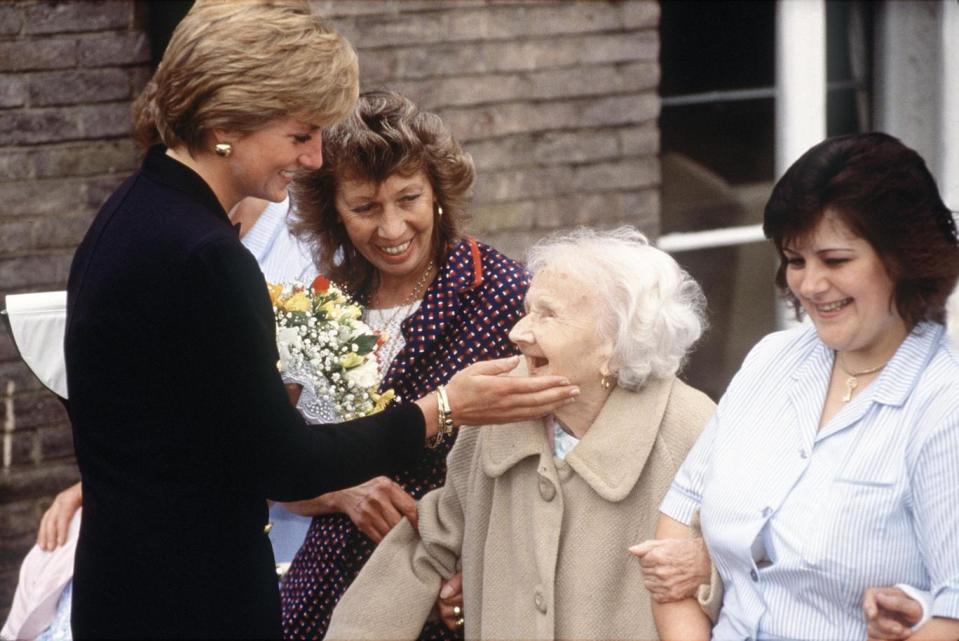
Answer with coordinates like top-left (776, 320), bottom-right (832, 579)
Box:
top-left (373, 260), bottom-right (435, 332)
top-left (836, 351), bottom-right (888, 402)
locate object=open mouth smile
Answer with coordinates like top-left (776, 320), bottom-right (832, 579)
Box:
top-left (378, 240), bottom-right (412, 256)
top-left (815, 298), bottom-right (852, 313)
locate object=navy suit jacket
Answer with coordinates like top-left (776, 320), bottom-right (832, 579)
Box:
top-left (65, 147), bottom-right (426, 639)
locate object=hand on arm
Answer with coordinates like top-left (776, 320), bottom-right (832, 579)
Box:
top-left (37, 482), bottom-right (82, 551)
top-left (283, 476), bottom-right (418, 544)
top-left (414, 356), bottom-right (579, 436)
top-left (435, 572), bottom-right (465, 631)
top-left (640, 514), bottom-right (712, 641)
top-left (630, 536), bottom-right (712, 603)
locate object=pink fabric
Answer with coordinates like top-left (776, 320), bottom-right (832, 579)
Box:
top-left (1, 510), bottom-right (79, 641)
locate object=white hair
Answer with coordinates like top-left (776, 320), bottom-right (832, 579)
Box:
top-left (525, 226), bottom-right (706, 391)
top-left (947, 280), bottom-right (959, 345)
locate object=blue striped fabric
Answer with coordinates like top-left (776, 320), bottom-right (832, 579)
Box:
top-left (240, 196), bottom-right (318, 284)
top-left (662, 322), bottom-right (959, 640)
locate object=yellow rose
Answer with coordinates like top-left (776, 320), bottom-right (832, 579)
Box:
top-left (319, 300), bottom-right (340, 318)
top-left (340, 305), bottom-right (362, 321)
top-left (340, 352), bottom-right (364, 369)
top-left (372, 389), bottom-right (396, 413)
top-left (282, 291), bottom-right (311, 313)
top-left (267, 283), bottom-right (283, 306)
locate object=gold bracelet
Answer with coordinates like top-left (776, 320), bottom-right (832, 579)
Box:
top-left (428, 385), bottom-right (455, 449)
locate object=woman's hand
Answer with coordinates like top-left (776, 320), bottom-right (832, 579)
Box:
top-left (37, 482), bottom-right (82, 551)
top-left (629, 537), bottom-right (712, 603)
top-left (329, 476), bottom-right (418, 544)
top-left (436, 572), bottom-right (465, 631)
top-left (438, 356), bottom-right (579, 426)
top-left (284, 383), bottom-right (302, 407)
top-left (863, 586), bottom-right (923, 640)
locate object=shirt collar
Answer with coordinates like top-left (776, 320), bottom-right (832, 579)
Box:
top-left (141, 145), bottom-right (232, 230)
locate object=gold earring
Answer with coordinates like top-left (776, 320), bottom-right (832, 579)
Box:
top-left (600, 372), bottom-right (616, 390)
top-left (215, 142), bottom-right (233, 157)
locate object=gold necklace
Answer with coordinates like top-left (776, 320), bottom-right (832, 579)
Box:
top-left (836, 352), bottom-right (888, 402)
top-left (373, 260), bottom-right (435, 333)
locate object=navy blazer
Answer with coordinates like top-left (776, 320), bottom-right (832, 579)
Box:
top-left (65, 147), bottom-right (426, 639)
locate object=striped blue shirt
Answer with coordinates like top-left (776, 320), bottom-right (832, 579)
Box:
top-left (662, 322), bottom-right (959, 640)
top-left (240, 197), bottom-right (317, 284)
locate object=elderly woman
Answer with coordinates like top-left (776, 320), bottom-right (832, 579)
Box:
top-left (650, 133), bottom-right (959, 640)
top-left (279, 90), bottom-right (530, 641)
top-left (323, 226), bottom-right (716, 640)
top-left (62, 2), bottom-right (576, 637)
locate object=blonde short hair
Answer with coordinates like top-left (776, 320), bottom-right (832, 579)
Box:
top-left (133, 0), bottom-right (358, 153)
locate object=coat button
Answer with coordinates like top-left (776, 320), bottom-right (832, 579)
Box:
top-left (538, 478), bottom-right (555, 502)
top-left (264, 522), bottom-right (273, 534)
top-left (534, 591), bottom-right (547, 614)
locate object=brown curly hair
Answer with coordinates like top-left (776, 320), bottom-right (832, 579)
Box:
top-left (291, 91), bottom-right (475, 301)
top-left (763, 132), bottom-right (959, 326)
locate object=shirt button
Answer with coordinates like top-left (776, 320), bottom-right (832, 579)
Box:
top-left (799, 448), bottom-right (808, 459)
top-left (761, 507), bottom-right (772, 518)
top-left (750, 568), bottom-right (759, 582)
top-left (538, 478), bottom-right (556, 502)
top-left (534, 591), bottom-right (547, 614)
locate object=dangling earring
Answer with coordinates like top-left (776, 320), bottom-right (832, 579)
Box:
top-left (214, 142), bottom-right (233, 157)
top-left (436, 205), bottom-right (444, 217)
top-left (600, 372), bottom-right (616, 390)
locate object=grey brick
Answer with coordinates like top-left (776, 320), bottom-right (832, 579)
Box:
top-left (620, 123), bottom-right (659, 156)
top-left (78, 31), bottom-right (150, 67)
top-left (0, 177), bottom-right (89, 217)
top-left (0, 360), bottom-right (43, 392)
top-left (0, 108), bottom-right (82, 145)
top-left (0, 221), bottom-right (33, 253)
top-left (27, 68), bottom-right (132, 106)
top-left (0, 74), bottom-right (26, 108)
top-left (39, 423), bottom-right (74, 460)
top-left (0, 38), bottom-right (77, 72)
top-left (5, 428), bottom-right (39, 467)
top-left (29, 139), bottom-right (138, 178)
top-left (571, 158), bottom-right (660, 192)
top-left (474, 165), bottom-right (574, 203)
top-left (0, 499), bottom-right (43, 538)
top-left (0, 332), bottom-right (18, 361)
top-left (23, 0), bottom-right (131, 35)
top-left (85, 175), bottom-right (126, 210)
top-left (623, 0), bottom-right (660, 29)
top-left (0, 3), bottom-right (22, 35)
top-left (33, 212), bottom-right (95, 250)
top-left (0, 461), bottom-right (80, 503)
top-left (78, 102), bottom-right (133, 138)
top-left (360, 32), bottom-right (658, 83)
top-left (0, 252), bottom-right (72, 290)
top-left (467, 128), bottom-right (622, 172)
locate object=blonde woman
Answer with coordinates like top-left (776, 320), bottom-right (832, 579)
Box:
top-left (63, 2), bottom-right (576, 637)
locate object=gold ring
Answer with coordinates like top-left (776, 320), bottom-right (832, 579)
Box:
top-left (455, 617), bottom-right (464, 629)
top-left (452, 605), bottom-right (462, 617)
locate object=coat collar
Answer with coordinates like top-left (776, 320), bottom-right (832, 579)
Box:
top-left (141, 145), bottom-right (232, 230)
top-left (482, 375), bottom-right (677, 502)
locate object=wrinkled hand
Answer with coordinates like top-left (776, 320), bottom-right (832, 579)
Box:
top-left (629, 537), bottom-right (711, 603)
top-left (335, 476), bottom-right (417, 544)
top-left (444, 356), bottom-right (579, 426)
top-left (38, 482), bottom-right (82, 551)
top-left (863, 586), bottom-right (922, 640)
top-left (435, 572), bottom-right (465, 631)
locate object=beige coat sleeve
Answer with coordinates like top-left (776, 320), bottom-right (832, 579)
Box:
top-left (325, 430), bottom-right (477, 641)
top-left (690, 509), bottom-right (723, 623)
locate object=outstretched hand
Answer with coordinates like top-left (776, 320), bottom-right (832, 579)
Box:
top-left (863, 586), bottom-right (922, 640)
top-left (443, 356), bottom-right (579, 426)
top-left (38, 481), bottom-right (82, 551)
top-left (629, 537), bottom-right (712, 603)
top-left (333, 476), bottom-right (417, 544)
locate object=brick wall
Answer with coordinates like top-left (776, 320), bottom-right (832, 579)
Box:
top-left (0, 0), bottom-right (150, 618)
top-left (0, 0), bottom-right (660, 620)
top-left (319, 0), bottom-right (661, 259)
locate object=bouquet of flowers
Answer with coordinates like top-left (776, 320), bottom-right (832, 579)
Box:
top-left (268, 274), bottom-right (395, 421)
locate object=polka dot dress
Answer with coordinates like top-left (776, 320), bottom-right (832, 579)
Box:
top-left (280, 240), bottom-right (529, 640)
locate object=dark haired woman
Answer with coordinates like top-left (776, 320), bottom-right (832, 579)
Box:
top-left (278, 91), bottom-right (530, 640)
top-left (647, 133), bottom-right (959, 640)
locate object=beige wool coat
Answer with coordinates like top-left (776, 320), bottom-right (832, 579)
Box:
top-left (327, 375), bottom-right (715, 641)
